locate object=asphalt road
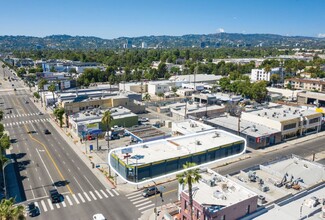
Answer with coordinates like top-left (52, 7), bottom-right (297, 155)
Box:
top-left (0, 64), bottom-right (140, 220)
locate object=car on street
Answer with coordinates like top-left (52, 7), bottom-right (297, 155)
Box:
top-left (142, 186), bottom-right (159, 197)
top-left (93, 213), bottom-right (106, 220)
top-left (38, 112), bottom-right (43, 115)
top-left (44, 129), bottom-right (51, 135)
top-left (49, 189), bottom-right (62, 203)
top-left (26, 202), bottom-right (40, 217)
top-left (25, 100), bottom-right (29, 104)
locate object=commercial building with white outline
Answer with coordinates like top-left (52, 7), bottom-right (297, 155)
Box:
top-left (109, 129), bottom-right (246, 184)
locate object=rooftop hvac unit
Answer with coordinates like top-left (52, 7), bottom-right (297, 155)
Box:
top-left (195, 140), bottom-right (202, 145)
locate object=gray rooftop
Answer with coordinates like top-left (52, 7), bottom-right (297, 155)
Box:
top-left (207, 115), bottom-right (280, 137)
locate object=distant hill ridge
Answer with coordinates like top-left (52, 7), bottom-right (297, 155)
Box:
top-left (0, 33), bottom-right (324, 50)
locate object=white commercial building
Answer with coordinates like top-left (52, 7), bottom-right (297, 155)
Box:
top-left (251, 67), bottom-right (283, 82)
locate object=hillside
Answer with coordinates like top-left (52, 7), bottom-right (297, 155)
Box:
top-left (0, 33), bottom-right (325, 50)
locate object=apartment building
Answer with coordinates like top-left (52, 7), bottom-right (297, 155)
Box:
top-left (284, 78), bottom-right (325, 92)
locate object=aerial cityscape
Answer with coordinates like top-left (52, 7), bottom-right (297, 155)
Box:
top-left (0, 0), bottom-right (325, 220)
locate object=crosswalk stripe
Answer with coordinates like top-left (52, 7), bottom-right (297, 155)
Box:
top-left (78, 193), bottom-right (86, 203)
top-left (28, 120), bottom-right (31, 123)
top-left (106, 189), bottom-right (114, 197)
top-left (133, 198), bottom-right (149, 204)
top-left (62, 201), bottom-right (66, 207)
top-left (72, 194), bottom-right (80, 204)
top-left (66, 195), bottom-right (73, 206)
top-left (56, 203), bottom-right (60, 209)
top-left (47, 199), bottom-right (54, 210)
top-left (19, 121), bottom-right (21, 124)
top-left (112, 189), bottom-right (119, 196)
top-left (135, 201), bottom-right (151, 207)
top-left (41, 200), bottom-right (47, 212)
top-left (131, 196), bottom-right (146, 202)
top-left (9, 123), bottom-right (12, 126)
top-left (89, 191), bottom-right (97, 200)
top-left (95, 190), bottom-right (103, 199)
top-left (84, 192), bottom-right (91, 202)
top-left (18, 114), bottom-right (21, 117)
top-left (138, 203), bottom-right (154, 211)
top-left (126, 191), bottom-right (139, 197)
top-left (100, 190), bottom-right (108, 198)
top-left (127, 194), bottom-right (141, 199)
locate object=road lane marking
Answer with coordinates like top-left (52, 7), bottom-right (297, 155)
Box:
top-left (72, 194), bottom-right (80, 204)
top-left (112, 189), bottom-right (119, 196)
top-left (83, 175), bottom-right (96, 191)
top-left (55, 203), bottom-right (60, 209)
top-left (100, 190), bottom-right (108, 198)
top-left (138, 203), bottom-right (154, 210)
top-left (83, 192), bottom-right (91, 202)
top-left (47, 199), bottom-right (54, 210)
top-left (78, 193), bottom-right (86, 203)
top-left (135, 200), bottom-right (151, 207)
top-left (106, 189), bottom-right (114, 197)
top-left (66, 195), bottom-right (73, 206)
top-left (73, 176), bottom-right (84, 192)
top-left (62, 201), bottom-right (66, 207)
top-left (89, 191), bottom-right (97, 200)
top-left (24, 123), bottom-right (74, 194)
top-left (41, 200), bottom-right (47, 212)
top-left (133, 198), bottom-right (149, 204)
top-left (36, 149), bottom-right (56, 189)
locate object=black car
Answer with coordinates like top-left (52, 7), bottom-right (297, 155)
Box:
top-left (49, 189), bottom-right (62, 203)
top-left (44, 129), bottom-right (51, 135)
top-left (26, 202), bottom-right (40, 217)
top-left (142, 187), bottom-right (159, 197)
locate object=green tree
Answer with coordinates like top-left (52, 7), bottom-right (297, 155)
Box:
top-left (251, 81), bottom-right (268, 103)
top-left (101, 110), bottom-right (113, 154)
top-left (177, 162), bottom-right (201, 220)
top-left (143, 93), bottom-right (151, 102)
top-left (37, 79), bottom-right (48, 91)
top-left (171, 87), bottom-right (178, 101)
top-left (157, 92), bottom-right (164, 101)
top-left (270, 74), bottom-right (281, 86)
top-left (108, 74), bottom-right (116, 93)
top-left (0, 198), bottom-right (25, 220)
top-left (33, 92), bottom-right (40, 100)
top-left (48, 84), bottom-right (56, 104)
top-left (53, 107), bottom-right (65, 127)
top-left (219, 77), bottom-right (231, 92)
top-left (157, 62), bottom-right (167, 78)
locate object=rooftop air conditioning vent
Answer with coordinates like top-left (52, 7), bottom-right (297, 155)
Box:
top-left (195, 140), bottom-right (202, 145)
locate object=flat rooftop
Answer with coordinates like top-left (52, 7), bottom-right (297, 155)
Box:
top-left (246, 105), bottom-right (320, 121)
top-left (230, 156), bottom-right (325, 204)
top-left (169, 74), bottom-right (221, 82)
top-left (207, 115), bottom-right (280, 137)
top-left (172, 119), bottom-right (214, 135)
top-left (251, 184), bottom-right (325, 220)
top-left (71, 106), bottom-right (137, 123)
top-left (125, 125), bottom-right (169, 142)
top-left (113, 129), bottom-right (244, 165)
top-left (183, 169), bottom-right (257, 208)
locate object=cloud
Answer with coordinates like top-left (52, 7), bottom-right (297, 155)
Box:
top-left (217, 28), bottom-right (225, 33)
top-left (318, 33), bottom-right (325, 38)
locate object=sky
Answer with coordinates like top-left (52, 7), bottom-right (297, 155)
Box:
top-left (1, 0), bottom-right (325, 39)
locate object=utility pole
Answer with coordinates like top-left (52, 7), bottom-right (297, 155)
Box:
top-left (237, 108), bottom-right (242, 136)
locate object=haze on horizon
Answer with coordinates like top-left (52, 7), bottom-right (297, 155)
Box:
top-left (1, 0), bottom-right (325, 39)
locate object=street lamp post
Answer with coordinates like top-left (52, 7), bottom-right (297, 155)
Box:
top-left (105, 132), bottom-right (111, 177)
top-left (2, 159), bottom-right (14, 199)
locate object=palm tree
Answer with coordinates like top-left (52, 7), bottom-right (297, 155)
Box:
top-left (48, 83), bottom-right (56, 105)
top-left (0, 198), bottom-right (25, 220)
top-left (177, 162), bottom-right (201, 220)
top-left (54, 107), bottom-right (65, 127)
top-left (101, 110), bottom-right (113, 149)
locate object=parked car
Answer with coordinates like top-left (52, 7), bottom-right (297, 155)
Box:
top-left (49, 189), bottom-right (61, 203)
top-left (26, 202), bottom-right (40, 217)
top-left (142, 186), bottom-right (159, 197)
top-left (93, 213), bottom-right (106, 220)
